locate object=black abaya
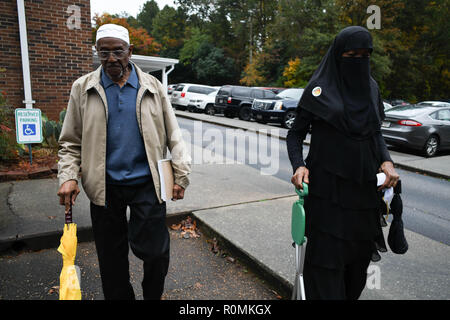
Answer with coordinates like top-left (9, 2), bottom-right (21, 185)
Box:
top-left (286, 26), bottom-right (394, 300)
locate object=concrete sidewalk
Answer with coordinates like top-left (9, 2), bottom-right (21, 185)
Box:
top-left (1, 112), bottom-right (449, 300)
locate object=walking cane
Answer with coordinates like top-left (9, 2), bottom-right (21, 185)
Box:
top-left (291, 183), bottom-right (308, 300)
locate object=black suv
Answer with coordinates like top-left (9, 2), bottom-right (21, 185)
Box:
top-left (214, 86), bottom-right (277, 121)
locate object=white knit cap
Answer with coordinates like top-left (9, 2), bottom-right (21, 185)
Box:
top-left (96, 24), bottom-right (130, 45)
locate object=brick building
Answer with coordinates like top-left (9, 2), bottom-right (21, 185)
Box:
top-left (0, 0), bottom-right (92, 121)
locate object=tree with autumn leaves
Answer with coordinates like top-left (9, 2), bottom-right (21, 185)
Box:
top-left (92, 0), bottom-right (449, 102)
top-left (92, 13), bottom-right (161, 56)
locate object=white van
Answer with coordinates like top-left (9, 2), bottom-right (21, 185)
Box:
top-left (170, 83), bottom-right (217, 110)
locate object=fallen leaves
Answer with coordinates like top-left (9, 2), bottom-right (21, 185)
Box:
top-left (208, 237), bottom-right (220, 255)
top-left (193, 282), bottom-right (203, 290)
top-left (206, 238), bottom-right (236, 264)
top-left (170, 216), bottom-right (201, 239)
top-left (48, 286), bottom-right (59, 295)
top-left (226, 256), bottom-right (235, 264)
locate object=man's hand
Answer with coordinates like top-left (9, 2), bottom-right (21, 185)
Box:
top-left (57, 180), bottom-right (80, 213)
top-left (291, 166), bottom-right (309, 190)
top-left (172, 184), bottom-right (185, 201)
top-left (379, 161), bottom-right (399, 191)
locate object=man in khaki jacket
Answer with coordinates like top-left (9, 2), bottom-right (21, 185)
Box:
top-left (57, 24), bottom-right (190, 300)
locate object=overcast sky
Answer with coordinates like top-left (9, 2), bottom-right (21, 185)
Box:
top-left (90, 0), bottom-right (177, 19)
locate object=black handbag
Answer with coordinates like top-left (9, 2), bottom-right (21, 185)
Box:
top-left (387, 181), bottom-right (408, 254)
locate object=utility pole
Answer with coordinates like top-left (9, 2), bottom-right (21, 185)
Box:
top-left (249, 12), bottom-right (253, 65)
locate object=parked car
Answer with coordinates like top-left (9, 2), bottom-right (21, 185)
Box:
top-left (417, 101), bottom-right (450, 107)
top-left (251, 88), bottom-right (304, 129)
top-left (383, 101), bottom-right (394, 111)
top-left (381, 104), bottom-right (450, 157)
top-left (167, 84), bottom-right (178, 95)
top-left (170, 83), bottom-right (217, 110)
top-left (187, 88), bottom-right (220, 115)
top-left (388, 99), bottom-right (410, 107)
top-left (254, 87), bottom-right (286, 94)
top-left (214, 86), bottom-right (277, 121)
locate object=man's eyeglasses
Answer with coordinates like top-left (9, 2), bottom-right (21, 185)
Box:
top-left (97, 49), bottom-right (129, 60)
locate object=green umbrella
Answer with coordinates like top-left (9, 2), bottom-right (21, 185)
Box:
top-left (291, 183), bottom-right (308, 300)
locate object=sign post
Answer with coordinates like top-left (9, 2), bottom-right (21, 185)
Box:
top-left (15, 108), bottom-right (43, 164)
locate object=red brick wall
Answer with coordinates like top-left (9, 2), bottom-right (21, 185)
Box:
top-left (0, 0), bottom-right (92, 121)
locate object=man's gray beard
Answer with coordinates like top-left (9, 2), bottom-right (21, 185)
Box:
top-left (105, 64), bottom-right (125, 80)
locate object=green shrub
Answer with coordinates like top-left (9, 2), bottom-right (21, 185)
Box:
top-left (42, 109), bottom-right (66, 149)
top-left (0, 101), bottom-right (17, 162)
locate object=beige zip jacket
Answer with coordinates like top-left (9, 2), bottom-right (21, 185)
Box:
top-left (58, 63), bottom-right (191, 206)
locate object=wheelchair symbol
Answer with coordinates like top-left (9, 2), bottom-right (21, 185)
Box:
top-left (23, 124), bottom-right (36, 136)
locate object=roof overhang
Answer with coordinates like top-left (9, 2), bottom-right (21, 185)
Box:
top-left (93, 48), bottom-right (179, 73)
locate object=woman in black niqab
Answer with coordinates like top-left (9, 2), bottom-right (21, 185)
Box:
top-left (286, 26), bottom-right (400, 300)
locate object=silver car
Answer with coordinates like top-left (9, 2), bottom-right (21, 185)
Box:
top-left (381, 104), bottom-right (450, 157)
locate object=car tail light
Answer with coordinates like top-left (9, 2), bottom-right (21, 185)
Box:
top-left (181, 92), bottom-right (186, 98)
top-left (227, 97), bottom-right (232, 104)
top-left (397, 120), bottom-right (422, 127)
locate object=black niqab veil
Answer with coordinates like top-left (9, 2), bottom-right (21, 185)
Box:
top-left (298, 26), bottom-right (383, 139)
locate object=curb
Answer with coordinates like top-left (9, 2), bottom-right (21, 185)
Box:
top-left (192, 212), bottom-right (293, 298)
top-left (175, 111), bottom-right (289, 141)
top-left (391, 163), bottom-right (450, 180)
top-left (0, 167), bottom-right (56, 182)
top-left (0, 211), bottom-right (192, 254)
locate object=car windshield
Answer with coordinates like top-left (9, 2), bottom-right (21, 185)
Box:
top-left (418, 101), bottom-right (450, 107)
top-left (418, 102), bottom-right (435, 106)
top-left (276, 88), bottom-right (304, 100)
top-left (386, 105), bottom-right (434, 116)
top-left (218, 87), bottom-right (231, 96)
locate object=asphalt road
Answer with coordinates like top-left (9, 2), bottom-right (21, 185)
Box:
top-left (0, 228), bottom-right (282, 300)
top-left (177, 117), bottom-right (450, 246)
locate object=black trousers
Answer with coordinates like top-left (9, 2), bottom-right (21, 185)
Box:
top-left (90, 181), bottom-right (169, 300)
top-left (303, 258), bottom-right (371, 300)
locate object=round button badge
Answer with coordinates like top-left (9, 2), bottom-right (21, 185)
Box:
top-left (312, 86), bottom-right (322, 97)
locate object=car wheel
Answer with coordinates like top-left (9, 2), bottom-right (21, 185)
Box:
top-left (423, 135), bottom-right (439, 157)
top-left (187, 105), bottom-right (194, 112)
top-left (283, 111), bottom-right (296, 129)
top-left (205, 104), bottom-right (215, 116)
top-left (224, 110), bottom-right (234, 118)
top-left (239, 106), bottom-right (251, 121)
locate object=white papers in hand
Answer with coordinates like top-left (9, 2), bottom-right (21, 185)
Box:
top-left (376, 173), bottom-right (394, 204)
top-left (158, 159), bottom-right (174, 202)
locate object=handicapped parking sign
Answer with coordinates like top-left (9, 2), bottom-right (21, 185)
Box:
top-left (23, 124), bottom-right (36, 136)
top-left (15, 108), bottom-right (43, 144)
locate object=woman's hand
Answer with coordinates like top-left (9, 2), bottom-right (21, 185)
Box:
top-left (379, 161), bottom-right (399, 190)
top-left (291, 166), bottom-right (309, 190)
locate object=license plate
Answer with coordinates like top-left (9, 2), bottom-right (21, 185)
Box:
top-left (219, 99), bottom-right (223, 103)
top-left (382, 121), bottom-right (390, 128)
top-left (257, 114), bottom-right (263, 120)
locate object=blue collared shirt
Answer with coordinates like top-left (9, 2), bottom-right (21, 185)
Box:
top-left (101, 63), bottom-right (152, 185)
